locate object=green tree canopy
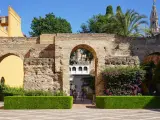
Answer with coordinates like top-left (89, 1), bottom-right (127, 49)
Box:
top-left (116, 6), bottom-right (122, 15)
top-left (107, 10), bottom-right (148, 37)
top-left (30, 13), bottom-right (72, 37)
top-left (80, 14), bottom-right (112, 33)
top-left (116, 6), bottom-right (122, 13)
top-left (80, 5), bottom-right (148, 37)
top-left (106, 5), bottom-right (113, 16)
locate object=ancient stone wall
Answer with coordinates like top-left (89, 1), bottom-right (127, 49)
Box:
top-left (0, 36), bottom-right (62, 92)
top-left (24, 58), bottom-right (61, 92)
top-left (105, 56), bottom-right (140, 66)
top-left (0, 33), bottom-right (160, 95)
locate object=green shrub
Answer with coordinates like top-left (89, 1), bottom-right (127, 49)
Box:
top-left (102, 67), bottom-right (146, 95)
top-left (4, 96), bottom-right (73, 109)
top-left (3, 85), bottom-right (24, 96)
top-left (1, 85), bottom-right (66, 96)
top-left (96, 96), bottom-right (160, 109)
top-left (24, 90), bottom-right (67, 96)
top-left (24, 90), bottom-right (54, 96)
top-left (53, 91), bottom-right (67, 96)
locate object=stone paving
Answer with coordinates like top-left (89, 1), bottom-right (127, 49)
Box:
top-left (0, 109), bottom-right (160, 120)
top-left (0, 102), bottom-right (160, 120)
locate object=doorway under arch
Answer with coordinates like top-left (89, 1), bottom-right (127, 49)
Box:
top-left (69, 44), bottom-right (98, 104)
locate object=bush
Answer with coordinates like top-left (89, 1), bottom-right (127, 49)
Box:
top-left (24, 90), bottom-right (53, 96)
top-left (0, 85), bottom-right (67, 101)
top-left (96, 96), bottom-right (160, 109)
top-left (3, 85), bottom-right (24, 96)
top-left (4, 96), bottom-right (73, 109)
top-left (24, 90), bottom-right (67, 96)
top-left (1, 85), bottom-right (66, 96)
top-left (102, 67), bottom-right (146, 95)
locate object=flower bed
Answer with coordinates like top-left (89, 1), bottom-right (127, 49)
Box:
top-left (4, 96), bottom-right (73, 109)
top-left (96, 96), bottom-right (160, 109)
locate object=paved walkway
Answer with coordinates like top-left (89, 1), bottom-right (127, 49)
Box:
top-left (0, 109), bottom-right (160, 120)
top-left (0, 102), bottom-right (160, 120)
top-left (73, 99), bottom-right (95, 109)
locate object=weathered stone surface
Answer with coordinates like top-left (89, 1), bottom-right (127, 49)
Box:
top-left (24, 58), bottom-right (61, 92)
top-left (105, 56), bottom-right (140, 66)
top-left (0, 33), bottom-right (160, 95)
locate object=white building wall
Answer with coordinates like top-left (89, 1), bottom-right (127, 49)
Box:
top-left (69, 65), bottom-right (89, 75)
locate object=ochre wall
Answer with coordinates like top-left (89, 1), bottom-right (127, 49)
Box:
top-left (0, 26), bottom-right (8, 37)
top-left (8, 6), bottom-right (23, 37)
top-left (0, 55), bottom-right (24, 87)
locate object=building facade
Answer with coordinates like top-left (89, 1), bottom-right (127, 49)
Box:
top-left (0, 6), bottom-right (24, 37)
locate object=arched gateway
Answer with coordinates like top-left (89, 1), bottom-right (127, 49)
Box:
top-left (0, 33), bottom-right (160, 95)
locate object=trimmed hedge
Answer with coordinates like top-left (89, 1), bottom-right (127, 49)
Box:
top-left (96, 96), bottom-right (160, 109)
top-left (4, 96), bottom-right (73, 109)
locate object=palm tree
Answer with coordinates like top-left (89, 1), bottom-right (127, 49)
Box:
top-left (102, 10), bottom-right (148, 37)
top-left (143, 27), bottom-right (155, 37)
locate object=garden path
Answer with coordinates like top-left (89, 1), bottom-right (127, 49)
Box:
top-left (0, 102), bottom-right (160, 119)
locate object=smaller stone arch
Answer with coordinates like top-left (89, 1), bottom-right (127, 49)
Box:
top-left (143, 52), bottom-right (160, 65)
top-left (0, 50), bottom-right (24, 61)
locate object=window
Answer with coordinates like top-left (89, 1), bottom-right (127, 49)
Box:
top-left (72, 67), bottom-right (76, 71)
top-left (84, 67), bottom-right (88, 71)
top-left (79, 67), bottom-right (82, 71)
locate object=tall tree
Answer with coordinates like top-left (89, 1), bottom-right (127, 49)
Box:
top-left (143, 27), bottom-right (155, 37)
top-left (103, 10), bottom-right (148, 37)
top-left (80, 14), bottom-right (111, 33)
top-left (30, 13), bottom-right (72, 37)
top-left (80, 6), bottom-right (148, 37)
top-left (116, 6), bottom-right (122, 15)
top-left (106, 5), bottom-right (114, 16)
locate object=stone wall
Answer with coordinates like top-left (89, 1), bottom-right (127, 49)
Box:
top-left (24, 58), bottom-right (62, 92)
top-left (0, 34), bottom-right (160, 95)
top-left (105, 56), bottom-right (140, 66)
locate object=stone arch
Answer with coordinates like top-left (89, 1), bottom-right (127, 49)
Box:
top-left (69, 44), bottom-right (98, 94)
top-left (0, 50), bottom-right (24, 60)
top-left (70, 44), bottom-right (97, 59)
top-left (0, 53), bottom-right (24, 87)
top-left (56, 38), bottom-right (106, 95)
top-left (143, 52), bottom-right (160, 65)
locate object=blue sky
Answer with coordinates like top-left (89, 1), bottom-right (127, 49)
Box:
top-left (0, 0), bottom-right (159, 36)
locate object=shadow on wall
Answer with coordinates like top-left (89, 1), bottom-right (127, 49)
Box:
top-left (39, 44), bottom-right (55, 58)
top-left (24, 44), bottom-right (55, 58)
